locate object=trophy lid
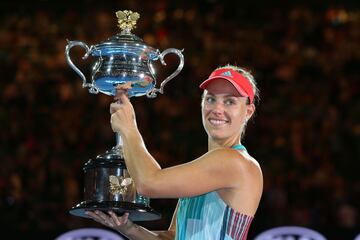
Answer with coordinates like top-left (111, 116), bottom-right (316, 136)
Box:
top-left (91, 10), bottom-right (159, 59)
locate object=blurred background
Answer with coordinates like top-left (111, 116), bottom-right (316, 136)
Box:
top-left (0, 0), bottom-right (359, 239)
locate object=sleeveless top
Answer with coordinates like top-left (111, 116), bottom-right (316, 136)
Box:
top-left (175, 144), bottom-right (253, 240)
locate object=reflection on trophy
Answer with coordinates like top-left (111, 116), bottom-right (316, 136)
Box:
top-left (65, 10), bottom-right (184, 221)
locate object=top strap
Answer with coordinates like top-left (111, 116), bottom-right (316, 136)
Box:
top-left (232, 144), bottom-right (247, 151)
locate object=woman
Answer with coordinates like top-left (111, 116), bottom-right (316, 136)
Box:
top-left (86, 65), bottom-right (263, 240)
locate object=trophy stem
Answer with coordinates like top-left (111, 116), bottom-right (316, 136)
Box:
top-left (116, 132), bottom-right (123, 147)
top-left (106, 132), bottom-right (123, 159)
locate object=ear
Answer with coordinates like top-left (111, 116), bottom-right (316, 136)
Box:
top-left (246, 103), bottom-right (255, 121)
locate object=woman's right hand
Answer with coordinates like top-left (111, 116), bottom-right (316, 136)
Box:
top-left (85, 210), bottom-right (133, 233)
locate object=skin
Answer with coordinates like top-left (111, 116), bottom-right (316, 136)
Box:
top-left (86, 79), bottom-right (263, 239)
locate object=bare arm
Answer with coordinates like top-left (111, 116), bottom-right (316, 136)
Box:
top-left (122, 131), bottom-right (245, 198)
top-left (110, 94), bottom-right (249, 199)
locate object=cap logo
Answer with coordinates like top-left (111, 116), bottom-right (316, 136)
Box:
top-left (221, 71), bottom-right (233, 77)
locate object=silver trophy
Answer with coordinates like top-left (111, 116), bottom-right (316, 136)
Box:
top-left (65, 10), bottom-right (184, 221)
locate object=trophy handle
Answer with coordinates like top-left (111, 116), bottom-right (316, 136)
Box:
top-left (147, 48), bottom-right (184, 98)
top-left (65, 40), bottom-right (99, 94)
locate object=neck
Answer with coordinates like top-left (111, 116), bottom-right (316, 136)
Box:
top-left (208, 137), bottom-right (241, 151)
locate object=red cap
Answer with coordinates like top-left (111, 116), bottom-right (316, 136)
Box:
top-left (199, 68), bottom-right (254, 103)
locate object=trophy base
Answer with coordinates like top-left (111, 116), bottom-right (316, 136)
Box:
top-left (70, 200), bottom-right (161, 221)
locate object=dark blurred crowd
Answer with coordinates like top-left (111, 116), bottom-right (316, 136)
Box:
top-left (0, 1), bottom-right (359, 239)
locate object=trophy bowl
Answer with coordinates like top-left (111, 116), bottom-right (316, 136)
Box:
top-left (65, 10), bottom-right (184, 221)
top-left (65, 10), bottom-right (184, 98)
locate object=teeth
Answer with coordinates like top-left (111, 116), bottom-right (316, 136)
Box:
top-left (209, 119), bottom-right (227, 126)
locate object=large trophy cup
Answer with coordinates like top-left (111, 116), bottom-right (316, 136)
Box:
top-left (65, 10), bottom-right (184, 221)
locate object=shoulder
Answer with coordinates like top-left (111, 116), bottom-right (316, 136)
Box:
top-left (201, 148), bottom-right (262, 177)
top-left (205, 148), bottom-right (260, 168)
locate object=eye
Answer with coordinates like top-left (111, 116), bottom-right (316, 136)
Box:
top-left (205, 96), bottom-right (216, 104)
top-left (224, 98), bottom-right (236, 105)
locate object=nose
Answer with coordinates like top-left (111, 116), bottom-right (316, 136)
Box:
top-left (211, 102), bottom-right (225, 115)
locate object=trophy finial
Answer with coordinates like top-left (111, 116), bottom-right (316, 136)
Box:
top-left (116, 10), bottom-right (140, 33)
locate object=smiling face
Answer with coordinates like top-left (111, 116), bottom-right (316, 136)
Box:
top-left (201, 79), bottom-right (255, 145)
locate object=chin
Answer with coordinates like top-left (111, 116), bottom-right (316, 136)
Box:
top-left (205, 127), bottom-right (225, 137)
top-left (208, 129), bottom-right (240, 142)
top-left (209, 132), bottom-right (228, 141)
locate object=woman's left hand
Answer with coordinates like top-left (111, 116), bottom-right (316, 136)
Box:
top-left (86, 210), bottom-right (134, 234)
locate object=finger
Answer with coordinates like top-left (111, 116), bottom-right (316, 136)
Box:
top-left (118, 212), bottom-right (130, 225)
top-left (95, 210), bottom-right (111, 222)
top-left (116, 82), bottom-right (132, 90)
top-left (86, 211), bottom-right (108, 225)
top-left (119, 92), bottom-right (130, 104)
top-left (96, 210), bottom-right (116, 227)
top-left (115, 90), bottom-right (128, 102)
top-left (115, 83), bottom-right (132, 100)
top-left (110, 114), bottom-right (119, 133)
top-left (105, 217), bottom-right (116, 227)
top-left (110, 102), bottom-right (122, 114)
top-left (86, 211), bottom-right (102, 221)
top-left (121, 212), bottom-right (130, 224)
top-left (109, 211), bottom-right (128, 226)
top-left (109, 211), bottom-right (121, 225)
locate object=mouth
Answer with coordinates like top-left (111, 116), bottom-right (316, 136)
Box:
top-left (208, 118), bottom-right (229, 126)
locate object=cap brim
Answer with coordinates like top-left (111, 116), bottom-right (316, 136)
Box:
top-left (199, 77), bottom-right (248, 97)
